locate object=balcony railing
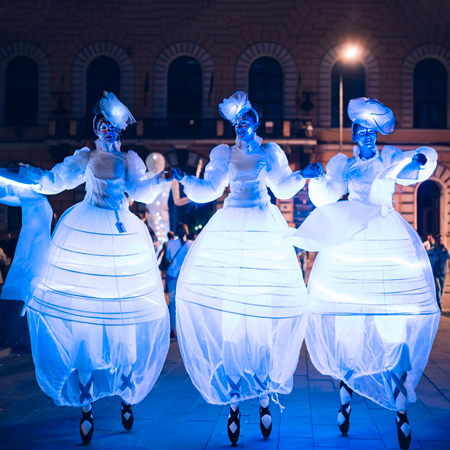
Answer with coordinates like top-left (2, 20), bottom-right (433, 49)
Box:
top-left (48, 117), bottom-right (314, 140)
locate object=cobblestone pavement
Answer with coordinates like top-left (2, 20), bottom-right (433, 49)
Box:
top-left (0, 297), bottom-right (449, 450)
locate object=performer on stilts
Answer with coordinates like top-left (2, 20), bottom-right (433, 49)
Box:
top-left (1, 92), bottom-right (172, 445)
top-left (172, 91), bottom-right (320, 446)
top-left (293, 97), bottom-right (440, 450)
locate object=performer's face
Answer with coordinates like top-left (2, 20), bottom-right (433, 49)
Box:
top-left (352, 124), bottom-right (377, 153)
top-left (95, 119), bottom-right (119, 143)
top-left (235, 114), bottom-right (258, 143)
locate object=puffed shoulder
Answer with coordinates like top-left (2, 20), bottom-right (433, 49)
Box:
top-left (125, 150), bottom-right (146, 172)
top-left (326, 152), bottom-right (348, 173)
top-left (72, 147), bottom-right (91, 161)
top-left (210, 143), bottom-right (231, 162)
top-left (380, 145), bottom-right (402, 160)
top-left (265, 141), bottom-right (288, 167)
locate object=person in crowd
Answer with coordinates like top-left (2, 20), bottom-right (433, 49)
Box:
top-left (428, 234), bottom-right (450, 310)
top-left (172, 91), bottom-right (320, 445)
top-left (2, 92), bottom-right (172, 445)
top-left (424, 234), bottom-right (435, 251)
top-left (293, 97), bottom-right (439, 450)
top-left (165, 223), bottom-right (192, 339)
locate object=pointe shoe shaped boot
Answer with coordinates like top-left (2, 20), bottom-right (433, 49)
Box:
top-left (121, 401), bottom-right (134, 431)
top-left (80, 408), bottom-right (94, 445)
top-left (227, 406), bottom-right (241, 447)
top-left (396, 412), bottom-right (411, 450)
top-left (259, 404), bottom-right (272, 438)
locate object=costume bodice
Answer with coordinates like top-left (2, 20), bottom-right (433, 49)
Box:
top-left (346, 154), bottom-right (386, 204)
top-left (225, 144), bottom-right (271, 208)
top-left (85, 150), bottom-right (129, 210)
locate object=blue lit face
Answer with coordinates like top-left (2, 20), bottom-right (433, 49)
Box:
top-left (235, 113), bottom-right (258, 143)
top-left (352, 124), bottom-right (377, 155)
top-left (95, 118), bottom-right (119, 143)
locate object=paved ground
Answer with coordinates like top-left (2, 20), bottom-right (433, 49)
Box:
top-left (0, 298), bottom-right (449, 450)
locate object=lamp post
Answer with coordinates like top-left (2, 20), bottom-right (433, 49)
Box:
top-left (339, 46), bottom-right (359, 153)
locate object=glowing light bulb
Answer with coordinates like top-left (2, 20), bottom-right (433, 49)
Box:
top-left (343, 46), bottom-right (359, 60)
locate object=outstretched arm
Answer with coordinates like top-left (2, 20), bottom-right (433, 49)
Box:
top-left (308, 153), bottom-right (348, 207)
top-left (180, 144), bottom-right (230, 203)
top-left (19, 148), bottom-right (90, 195)
top-left (126, 151), bottom-right (168, 204)
top-left (265, 142), bottom-right (306, 199)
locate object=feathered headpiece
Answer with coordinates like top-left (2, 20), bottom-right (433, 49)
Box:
top-left (348, 97), bottom-right (396, 135)
top-left (93, 91), bottom-right (136, 131)
top-left (218, 91), bottom-right (259, 125)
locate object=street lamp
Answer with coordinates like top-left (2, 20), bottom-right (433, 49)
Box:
top-left (339, 45), bottom-right (360, 152)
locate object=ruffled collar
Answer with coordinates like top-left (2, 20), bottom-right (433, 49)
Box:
top-left (235, 134), bottom-right (263, 153)
top-left (95, 139), bottom-right (121, 154)
top-left (353, 145), bottom-right (380, 162)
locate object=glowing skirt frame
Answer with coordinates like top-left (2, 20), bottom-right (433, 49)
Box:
top-left (304, 206), bottom-right (439, 410)
top-left (176, 204), bottom-right (308, 405)
top-left (27, 201), bottom-right (169, 407)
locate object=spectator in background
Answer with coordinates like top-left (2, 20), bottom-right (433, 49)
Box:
top-left (424, 234), bottom-right (435, 252)
top-left (158, 231), bottom-right (175, 272)
top-left (297, 249), bottom-right (309, 281)
top-left (0, 245), bottom-right (12, 345)
top-left (165, 224), bottom-right (192, 338)
top-left (428, 234), bottom-right (450, 310)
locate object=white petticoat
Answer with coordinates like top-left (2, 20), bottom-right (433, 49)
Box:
top-left (303, 203), bottom-right (439, 410)
top-left (176, 204), bottom-right (307, 405)
top-left (27, 201), bottom-right (169, 406)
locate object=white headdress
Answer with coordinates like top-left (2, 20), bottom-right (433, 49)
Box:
top-left (348, 97), bottom-right (395, 135)
top-left (93, 91), bottom-right (136, 131)
top-left (218, 91), bottom-right (259, 125)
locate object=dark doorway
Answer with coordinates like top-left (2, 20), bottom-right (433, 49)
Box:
top-left (417, 180), bottom-right (441, 240)
top-left (331, 61), bottom-right (365, 127)
top-left (414, 58), bottom-right (447, 129)
top-left (86, 56), bottom-right (121, 117)
top-left (249, 57), bottom-right (284, 118)
top-left (5, 56), bottom-right (39, 126)
top-left (167, 56), bottom-right (202, 119)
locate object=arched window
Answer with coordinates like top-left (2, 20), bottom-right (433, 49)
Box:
top-left (5, 56), bottom-right (39, 126)
top-left (249, 57), bottom-right (283, 118)
top-left (86, 56), bottom-right (121, 117)
top-left (167, 56), bottom-right (202, 118)
top-left (417, 180), bottom-right (441, 240)
top-left (331, 61), bottom-right (365, 127)
top-left (414, 59), bottom-right (447, 129)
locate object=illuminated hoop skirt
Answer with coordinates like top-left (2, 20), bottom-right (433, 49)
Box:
top-left (301, 203), bottom-right (439, 410)
top-left (26, 201), bottom-right (169, 406)
top-left (176, 204), bottom-right (307, 405)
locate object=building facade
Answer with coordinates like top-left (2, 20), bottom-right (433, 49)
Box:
top-left (0, 0), bottom-right (449, 240)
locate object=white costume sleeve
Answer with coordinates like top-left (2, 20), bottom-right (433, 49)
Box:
top-left (19, 148), bottom-right (90, 195)
top-left (125, 150), bottom-right (166, 204)
top-left (308, 152), bottom-right (348, 207)
top-left (381, 145), bottom-right (438, 186)
top-left (265, 142), bottom-right (306, 199)
top-left (180, 144), bottom-right (230, 203)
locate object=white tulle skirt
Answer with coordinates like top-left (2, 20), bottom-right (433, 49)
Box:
top-left (176, 204), bottom-right (307, 405)
top-left (303, 203), bottom-right (440, 410)
top-left (27, 201), bottom-right (169, 407)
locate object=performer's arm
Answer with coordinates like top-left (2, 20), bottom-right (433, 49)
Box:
top-left (265, 142), bottom-right (306, 199)
top-left (308, 153), bottom-right (348, 207)
top-left (19, 148), bottom-right (90, 195)
top-left (381, 145), bottom-right (437, 186)
top-left (126, 150), bottom-right (167, 204)
top-left (180, 144), bottom-right (230, 203)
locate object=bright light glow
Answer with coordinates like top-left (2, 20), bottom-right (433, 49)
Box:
top-left (198, 224), bottom-right (203, 229)
top-left (0, 175), bottom-right (40, 189)
top-left (152, 155), bottom-right (157, 160)
top-left (342, 46), bottom-right (359, 61)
